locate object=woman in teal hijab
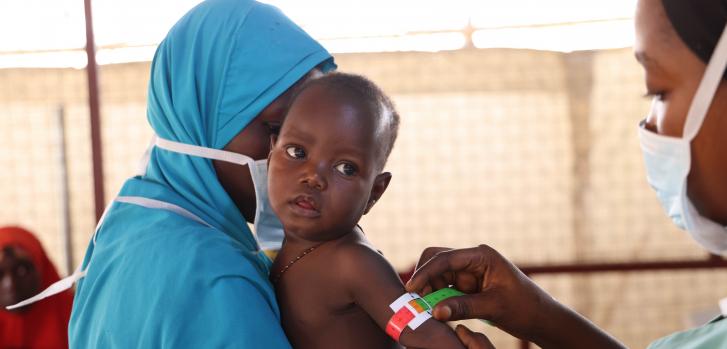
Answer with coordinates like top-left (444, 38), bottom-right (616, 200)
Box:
top-left (68, 0), bottom-right (334, 347)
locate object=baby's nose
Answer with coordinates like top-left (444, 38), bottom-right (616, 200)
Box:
top-left (301, 163), bottom-right (327, 191)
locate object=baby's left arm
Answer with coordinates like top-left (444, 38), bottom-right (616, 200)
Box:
top-left (338, 244), bottom-right (466, 349)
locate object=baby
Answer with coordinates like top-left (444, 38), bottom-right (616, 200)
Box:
top-left (267, 72), bottom-right (465, 349)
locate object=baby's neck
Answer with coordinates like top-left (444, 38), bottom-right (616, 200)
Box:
top-left (282, 225), bottom-right (361, 251)
top-left (270, 226), bottom-right (365, 285)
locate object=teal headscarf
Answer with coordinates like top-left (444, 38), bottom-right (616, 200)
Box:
top-left (69, 0), bottom-right (334, 347)
top-left (143, 0), bottom-right (335, 254)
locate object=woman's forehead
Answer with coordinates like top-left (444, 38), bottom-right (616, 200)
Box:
top-left (635, 0), bottom-right (696, 75)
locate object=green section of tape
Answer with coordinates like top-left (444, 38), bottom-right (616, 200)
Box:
top-left (422, 287), bottom-right (465, 308)
top-left (421, 288), bottom-right (493, 327)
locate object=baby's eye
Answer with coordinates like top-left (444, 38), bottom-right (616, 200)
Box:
top-left (285, 145), bottom-right (306, 159)
top-left (335, 162), bottom-right (357, 176)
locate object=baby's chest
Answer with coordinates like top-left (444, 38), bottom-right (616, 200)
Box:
top-left (277, 262), bottom-right (354, 317)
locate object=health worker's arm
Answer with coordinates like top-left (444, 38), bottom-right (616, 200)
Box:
top-left (338, 243), bottom-right (472, 349)
top-left (407, 245), bottom-right (627, 349)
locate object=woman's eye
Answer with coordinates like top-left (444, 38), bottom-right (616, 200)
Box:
top-left (285, 146), bottom-right (306, 159)
top-left (644, 89), bottom-right (667, 101)
top-left (335, 163), bottom-right (357, 176)
top-left (265, 122), bottom-right (282, 135)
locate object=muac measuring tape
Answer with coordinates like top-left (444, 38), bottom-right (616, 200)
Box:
top-left (386, 287), bottom-right (465, 341)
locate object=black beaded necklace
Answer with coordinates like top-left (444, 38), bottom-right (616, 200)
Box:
top-left (270, 242), bottom-right (323, 284)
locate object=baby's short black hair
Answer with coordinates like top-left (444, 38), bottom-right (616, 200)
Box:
top-left (290, 72), bottom-right (400, 169)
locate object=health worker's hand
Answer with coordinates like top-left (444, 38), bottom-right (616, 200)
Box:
top-left (455, 325), bottom-right (495, 349)
top-left (405, 245), bottom-right (551, 342)
top-left (406, 245), bottom-right (626, 349)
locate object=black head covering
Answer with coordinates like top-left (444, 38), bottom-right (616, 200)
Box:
top-left (661, 0), bottom-right (727, 79)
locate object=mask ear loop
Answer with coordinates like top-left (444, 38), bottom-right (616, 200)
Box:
top-left (6, 199), bottom-right (115, 310)
top-left (155, 136), bottom-right (267, 255)
top-left (136, 135), bottom-right (157, 176)
top-left (9, 136), bottom-right (272, 311)
top-left (155, 137), bottom-right (254, 165)
top-left (683, 23), bottom-right (727, 141)
top-left (6, 265), bottom-right (85, 310)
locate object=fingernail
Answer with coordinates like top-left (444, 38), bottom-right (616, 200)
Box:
top-left (439, 305), bottom-right (452, 319)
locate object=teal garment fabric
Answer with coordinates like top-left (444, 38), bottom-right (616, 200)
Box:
top-left (69, 0), bottom-right (335, 347)
top-left (647, 316), bottom-right (727, 349)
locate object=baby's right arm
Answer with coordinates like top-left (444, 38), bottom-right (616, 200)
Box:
top-left (338, 243), bottom-right (465, 349)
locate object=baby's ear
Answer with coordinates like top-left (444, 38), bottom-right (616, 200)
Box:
top-left (364, 172), bottom-right (392, 215)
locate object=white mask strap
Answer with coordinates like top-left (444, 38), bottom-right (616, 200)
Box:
top-left (7, 137), bottom-right (261, 311)
top-left (136, 135), bottom-right (157, 176)
top-left (91, 200), bottom-right (115, 245)
top-left (683, 23), bottom-right (727, 141)
top-left (6, 263), bottom-right (86, 310)
top-left (155, 137), bottom-right (254, 166)
top-left (116, 196), bottom-right (214, 228)
top-left (7, 194), bottom-right (119, 310)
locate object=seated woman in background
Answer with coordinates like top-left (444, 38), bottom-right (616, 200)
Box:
top-left (0, 226), bottom-right (73, 349)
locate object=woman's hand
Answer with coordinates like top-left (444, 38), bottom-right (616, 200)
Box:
top-left (406, 245), bottom-right (626, 349)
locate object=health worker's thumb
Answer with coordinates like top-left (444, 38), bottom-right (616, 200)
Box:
top-left (432, 294), bottom-right (489, 321)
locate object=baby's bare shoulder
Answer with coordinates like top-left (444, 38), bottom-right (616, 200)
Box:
top-left (326, 237), bottom-right (403, 292)
top-left (333, 238), bottom-right (388, 268)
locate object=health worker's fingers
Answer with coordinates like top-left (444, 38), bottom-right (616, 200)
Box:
top-left (453, 272), bottom-right (480, 294)
top-left (415, 247), bottom-right (453, 292)
top-left (406, 246), bottom-right (491, 293)
top-left (455, 325), bottom-right (496, 349)
top-left (431, 293), bottom-right (499, 322)
top-left (416, 247), bottom-right (452, 270)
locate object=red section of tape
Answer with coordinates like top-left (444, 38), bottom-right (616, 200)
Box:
top-left (386, 306), bottom-right (415, 341)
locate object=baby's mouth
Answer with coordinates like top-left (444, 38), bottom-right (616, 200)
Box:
top-left (291, 195), bottom-right (321, 217)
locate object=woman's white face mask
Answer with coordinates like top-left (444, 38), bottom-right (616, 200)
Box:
top-left (637, 23), bottom-right (727, 254)
top-left (154, 137), bottom-right (285, 251)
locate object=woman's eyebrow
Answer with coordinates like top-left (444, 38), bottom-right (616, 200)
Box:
top-left (634, 51), bottom-right (665, 72)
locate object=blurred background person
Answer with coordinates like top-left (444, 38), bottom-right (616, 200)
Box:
top-left (0, 226), bottom-right (73, 349)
